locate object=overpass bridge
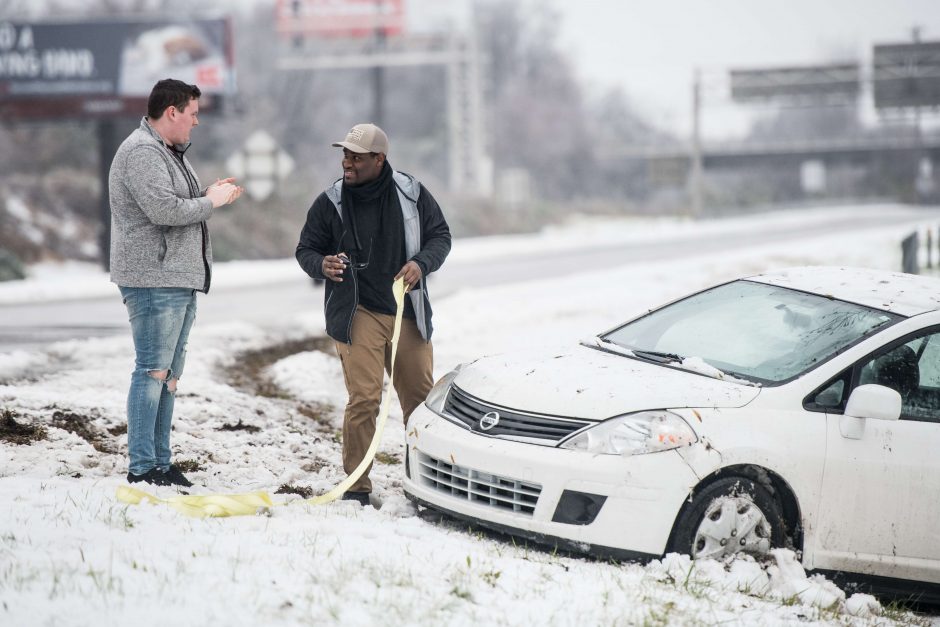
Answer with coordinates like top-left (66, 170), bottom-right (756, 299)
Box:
top-left (606, 134), bottom-right (940, 169)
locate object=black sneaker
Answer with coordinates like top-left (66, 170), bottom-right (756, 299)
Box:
top-left (341, 491), bottom-right (371, 506)
top-left (127, 468), bottom-right (173, 486)
top-left (163, 464), bottom-right (194, 487)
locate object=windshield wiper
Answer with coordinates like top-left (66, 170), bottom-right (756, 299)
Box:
top-left (631, 349), bottom-right (684, 364)
top-left (583, 337), bottom-right (636, 358)
top-left (588, 338), bottom-right (760, 386)
top-left (590, 338), bottom-right (683, 364)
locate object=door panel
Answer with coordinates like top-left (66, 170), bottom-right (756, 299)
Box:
top-left (815, 329), bottom-right (940, 583)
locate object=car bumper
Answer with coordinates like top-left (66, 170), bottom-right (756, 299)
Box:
top-left (403, 404), bottom-right (700, 557)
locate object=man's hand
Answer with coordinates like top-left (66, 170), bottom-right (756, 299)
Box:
top-left (395, 260), bottom-right (423, 291)
top-left (206, 177), bottom-right (244, 208)
top-left (322, 253), bottom-right (349, 282)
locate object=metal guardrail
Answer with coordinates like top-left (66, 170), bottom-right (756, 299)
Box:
top-left (901, 226), bottom-right (940, 275)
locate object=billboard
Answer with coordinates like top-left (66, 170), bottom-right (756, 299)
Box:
top-left (276, 0), bottom-right (405, 38)
top-left (730, 64), bottom-right (860, 103)
top-left (873, 41), bottom-right (940, 109)
top-left (0, 18), bottom-right (234, 119)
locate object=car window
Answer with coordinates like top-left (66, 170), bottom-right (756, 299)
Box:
top-left (813, 378), bottom-right (846, 409)
top-left (919, 334), bottom-right (940, 387)
top-left (857, 329), bottom-right (940, 422)
top-left (603, 280), bottom-right (898, 384)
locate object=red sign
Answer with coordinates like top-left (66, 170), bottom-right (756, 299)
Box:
top-left (196, 65), bottom-right (222, 88)
top-left (275, 0), bottom-right (405, 38)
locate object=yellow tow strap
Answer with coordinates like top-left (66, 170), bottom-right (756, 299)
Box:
top-left (116, 278), bottom-right (407, 517)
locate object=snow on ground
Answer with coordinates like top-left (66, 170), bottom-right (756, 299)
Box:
top-left (1, 204), bottom-right (939, 626)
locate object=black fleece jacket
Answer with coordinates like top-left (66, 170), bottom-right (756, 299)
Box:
top-left (295, 178), bottom-right (451, 344)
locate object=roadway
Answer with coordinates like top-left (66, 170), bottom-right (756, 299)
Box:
top-left (0, 207), bottom-right (936, 353)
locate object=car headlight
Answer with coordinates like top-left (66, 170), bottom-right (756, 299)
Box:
top-left (558, 410), bottom-right (697, 455)
top-left (424, 364), bottom-right (464, 414)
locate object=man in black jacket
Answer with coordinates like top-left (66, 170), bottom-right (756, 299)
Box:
top-left (296, 123), bottom-right (451, 505)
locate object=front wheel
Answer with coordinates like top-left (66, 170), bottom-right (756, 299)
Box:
top-left (668, 476), bottom-right (787, 560)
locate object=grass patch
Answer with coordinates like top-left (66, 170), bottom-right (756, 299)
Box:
top-left (374, 452), bottom-right (401, 465)
top-left (301, 459), bottom-right (329, 473)
top-left (0, 409), bottom-right (47, 445)
top-left (296, 402), bottom-right (334, 428)
top-left (218, 419), bottom-right (260, 433)
top-left (51, 410), bottom-right (115, 453)
top-left (481, 569), bottom-right (501, 587)
top-left (173, 458), bottom-right (205, 473)
top-left (223, 336), bottom-right (345, 445)
top-left (275, 483), bottom-right (314, 499)
top-left (869, 599), bottom-right (932, 626)
top-left (227, 336), bottom-right (334, 399)
top-left (450, 586), bottom-right (473, 601)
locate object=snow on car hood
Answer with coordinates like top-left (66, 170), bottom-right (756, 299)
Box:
top-left (453, 344), bottom-right (761, 420)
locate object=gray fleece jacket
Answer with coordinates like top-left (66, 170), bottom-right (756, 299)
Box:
top-left (109, 117), bottom-right (214, 292)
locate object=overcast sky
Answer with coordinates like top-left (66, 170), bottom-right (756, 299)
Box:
top-left (552, 0), bottom-right (940, 138)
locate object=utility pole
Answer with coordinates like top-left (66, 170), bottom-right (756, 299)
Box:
top-left (372, 0), bottom-right (385, 126)
top-left (97, 119), bottom-right (119, 271)
top-left (446, 28), bottom-right (487, 195)
top-left (911, 25), bottom-right (927, 203)
top-left (689, 68), bottom-right (704, 217)
top-left (913, 26), bottom-right (922, 139)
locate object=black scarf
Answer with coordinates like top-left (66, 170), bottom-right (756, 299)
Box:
top-left (340, 160), bottom-right (404, 273)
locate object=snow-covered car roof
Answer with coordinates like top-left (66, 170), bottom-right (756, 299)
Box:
top-left (746, 266), bottom-right (940, 317)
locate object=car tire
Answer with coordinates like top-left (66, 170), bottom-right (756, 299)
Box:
top-left (668, 476), bottom-right (787, 560)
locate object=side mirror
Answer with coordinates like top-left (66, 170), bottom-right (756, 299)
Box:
top-left (840, 384), bottom-right (902, 440)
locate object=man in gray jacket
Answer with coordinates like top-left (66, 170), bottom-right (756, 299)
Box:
top-left (109, 79), bottom-right (241, 487)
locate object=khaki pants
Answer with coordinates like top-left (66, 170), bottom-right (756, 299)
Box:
top-left (334, 306), bottom-right (433, 493)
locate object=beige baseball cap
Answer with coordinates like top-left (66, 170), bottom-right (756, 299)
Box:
top-left (332, 123), bottom-right (389, 154)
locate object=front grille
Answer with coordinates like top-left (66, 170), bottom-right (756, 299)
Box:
top-left (444, 385), bottom-right (591, 443)
top-left (417, 452), bottom-right (541, 516)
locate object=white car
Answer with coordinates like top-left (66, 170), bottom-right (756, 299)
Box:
top-left (403, 267), bottom-right (940, 600)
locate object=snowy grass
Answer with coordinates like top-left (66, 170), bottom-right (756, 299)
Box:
top-left (1, 205), bottom-right (940, 626)
top-left (3, 476), bottom-right (926, 626)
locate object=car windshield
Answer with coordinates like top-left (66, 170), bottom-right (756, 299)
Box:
top-left (601, 280), bottom-right (899, 384)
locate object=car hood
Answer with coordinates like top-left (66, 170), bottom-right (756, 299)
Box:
top-left (453, 344), bottom-right (761, 420)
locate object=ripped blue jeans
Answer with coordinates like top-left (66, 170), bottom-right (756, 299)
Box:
top-left (119, 286), bottom-right (197, 476)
